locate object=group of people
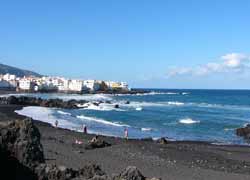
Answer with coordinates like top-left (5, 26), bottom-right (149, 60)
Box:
top-left (55, 120), bottom-right (129, 140)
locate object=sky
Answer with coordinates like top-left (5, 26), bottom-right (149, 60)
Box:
top-left (0, 0), bottom-right (250, 89)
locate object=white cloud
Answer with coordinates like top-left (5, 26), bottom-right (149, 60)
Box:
top-left (166, 53), bottom-right (250, 77)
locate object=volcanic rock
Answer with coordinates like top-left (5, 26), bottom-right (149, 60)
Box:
top-left (85, 139), bottom-right (111, 150)
top-left (236, 124), bottom-right (250, 139)
top-left (0, 118), bottom-right (44, 168)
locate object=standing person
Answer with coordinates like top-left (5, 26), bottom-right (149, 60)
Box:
top-left (124, 128), bottom-right (128, 140)
top-left (55, 120), bottom-right (58, 128)
top-left (82, 124), bottom-right (87, 134)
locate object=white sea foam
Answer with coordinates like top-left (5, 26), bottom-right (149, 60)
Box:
top-left (179, 118), bottom-right (200, 124)
top-left (0, 93), bottom-right (29, 98)
top-left (52, 94), bottom-right (113, 101)
top-left (14, 106), bottom-right (125, 137)
top-left (15, 106), bottom-right (76, 129)
top-left (78, 102), bottom-right (125, 111)
top-left (167, 101), bottom-right (185, 106)
top-left (141, 128), bottom-right (153, 131)
top-left (135, 107), bottom-right (143, 111)
top-left (115, 91), bottom-right (181, 96)
top-left (57, 110), bottom-right (71, 115)
top-left (224, 128), bottom-right (235, 131)
top-left (121, 101), bottom-right (185, 108)
top-left (76, 115), bottom-right (129, 127)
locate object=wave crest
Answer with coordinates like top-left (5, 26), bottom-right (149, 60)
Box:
top-left (179, 118), bottom-right (200, 124)
top-left (76, 115), bottom-right (129, 127)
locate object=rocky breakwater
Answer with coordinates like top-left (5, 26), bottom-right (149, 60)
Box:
top-left (0, 96), bottom-right (124, 110)
top-left (0, 96), bottom-right (88, 109)
top-left (0, 118), bottom-right (160, 180)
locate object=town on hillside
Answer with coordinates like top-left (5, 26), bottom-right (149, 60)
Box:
top-left (0, 73), bottom-right (130, 93)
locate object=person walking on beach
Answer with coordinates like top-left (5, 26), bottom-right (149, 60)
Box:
top-left (55, 120), bottom-right (58, 128)
top-left (124, 128), bottom-right (128, 140)
top-left (82, 124), bottom-right (87, 134)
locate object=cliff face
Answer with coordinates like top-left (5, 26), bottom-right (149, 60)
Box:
top-left (0, 118), bottom-right (160, 180)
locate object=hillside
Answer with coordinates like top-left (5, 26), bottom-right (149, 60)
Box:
top-left (0, 63), bottom-right (42, 77)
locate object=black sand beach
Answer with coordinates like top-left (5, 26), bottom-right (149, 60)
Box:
top-left (1, 104), bottom-right (250, 180)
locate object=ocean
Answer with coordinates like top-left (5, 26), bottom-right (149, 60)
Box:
top-left (14, 89), bottom-right (250, 145)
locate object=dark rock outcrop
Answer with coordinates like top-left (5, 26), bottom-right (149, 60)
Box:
top-left (112, 166), bottom-right (161, 180)
top-left (78, 164), bottom-right (106, 179)
top-left (0, 118), bottom-right (44, 168)
top-left (85, 139), bottom-right (111, 150)
top-left (236, 124), bottom-right (250, 139)
top-left (114, 104), bottom-right (119, 109)
top-left (0, 119), bottom-right (160, 180)
top-left (35, 164), bottom-right (77, 180)
top-left (156, 138), bottom-right (168, 145)
top-left (0, 145), bottom-right (38, 180)
top-left (113, 166), bottom-right (145, 180)
top-left (0, 96), bottom-right (88, 109)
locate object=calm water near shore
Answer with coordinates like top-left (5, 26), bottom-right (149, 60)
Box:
top-left (12, 89), bottom-right (250, 145)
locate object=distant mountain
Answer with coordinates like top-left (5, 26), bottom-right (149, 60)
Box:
top-left (0, 63), bottom-right (42, 77)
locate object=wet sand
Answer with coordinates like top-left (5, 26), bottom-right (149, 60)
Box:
top-left (1, 104), bottom-right (250, 180)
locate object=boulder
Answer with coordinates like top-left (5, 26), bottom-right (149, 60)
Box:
top-left (105, 101), bottom-right (112, 104)
top-left (35, 164), bottom-right (79, 180)
top-left (78, 164), bottom-right (106, 179)
top-left (156, 138), bottom-right (168, 145)
top-left (0, 119), bottom-right (161, 180)
top-left (112, 166), bottom-right (145, 180)
top-left (114, 104), bottom-right (119, 109)
top-left (0, 118), bottom-right (44, 167)
top-left (236, 124), bottom-right (250, 139)
top-left (85, 139), bottom-right (111, 150)
top-left (112, 166), bottom-right (161, 180)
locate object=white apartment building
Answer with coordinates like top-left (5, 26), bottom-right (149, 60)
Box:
top-left (120, 82), bottom-right (129, 90)
top-left (57, 78), bottom-right (69, 91)
top-left (68, 80), bottom-right (83, 92)
top-left (3, 74), bottom-right (16, 81)
top-left (83, 80), bottom-right (100, 91)
top-left (18, 79), bottom-right (35, 91)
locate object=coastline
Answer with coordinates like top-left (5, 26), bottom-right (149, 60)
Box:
top-left (1, 104), bottom-right (250, 179)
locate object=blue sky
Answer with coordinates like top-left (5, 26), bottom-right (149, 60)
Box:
top-left (1, 0), bottom-right (250, 89)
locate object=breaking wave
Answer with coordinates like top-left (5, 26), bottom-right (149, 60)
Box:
top-left (141, 128), bottom-right (153, 131)
top-left (78, 102), bottom-right (125, 111)
top-left (179, 118), bottom-right (200, 124)
top-left (15, 106), bottom-right (77, 129)
top-left (115, 91), bottom-right (189, 96)
top-left (57, 110), bottom-right (71, 115)
top-left (76, 115), bottom-right (129, 127)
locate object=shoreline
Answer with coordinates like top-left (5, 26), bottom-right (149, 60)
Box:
top-left (14, 105), bottom-right (250, 148)
top-left (2, 94), bottom-right (249, 147)
top-left (1, 104), bottom-right (250, 179)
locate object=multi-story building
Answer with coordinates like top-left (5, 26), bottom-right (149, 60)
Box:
top-left (68, 80), bottom-right (83, 92)
top-left (0, 73), bottom-right (130, 93)
top-left (18, 79), bottom-right (35, 91)
top-left (3, 73), bottom-right (16, 81)
top-left (57, 78), bottom-right (69, 92)
top-left (83, 80), bottom-right (100, 91)
top-left (105, 81), bottom-right (129, 90)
